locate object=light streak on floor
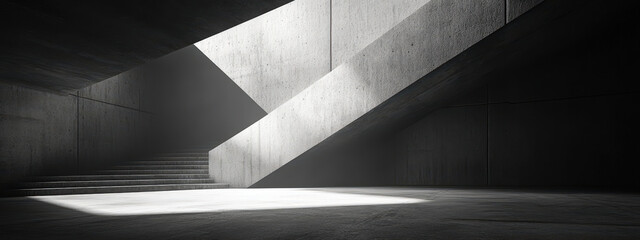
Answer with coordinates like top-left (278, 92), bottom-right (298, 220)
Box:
top-left (29, 188), bottom-right (427, 216)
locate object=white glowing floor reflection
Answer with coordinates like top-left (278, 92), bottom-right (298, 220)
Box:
top-left (29, 188), bottom-right (427, 216)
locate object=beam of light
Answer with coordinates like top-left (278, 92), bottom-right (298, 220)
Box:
top-left (29, 188), bottom-right (427, 216)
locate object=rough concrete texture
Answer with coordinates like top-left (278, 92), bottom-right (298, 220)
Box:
top-left (197, 0), bottom-right (433, 111)
top-left (507, 0), bottom-right (544, 22)
top-left (0, 82), bottom-right (77, 186)
top-left (143, 46), bottom-right (267, 150)
top-left (195, 0), bottom-right (330, 112)
top-left (75, 66), bottom-right (154, 172)
top-left (210, 0), bottom-right (504, 187)
top-left (78, 68), bottom-right (144, 110)
top-left (389, 0), bottom-right (640, 187)
top-left (393, 105), bottom-right (488, 185)
top-left (331, 0), bottom-right (430, 69)
top-left (1, 187), bottom-right (639, 239)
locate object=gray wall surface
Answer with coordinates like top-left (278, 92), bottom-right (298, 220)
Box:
top-left (144, 46), bottom-right (267, 150)
top-left (196, 0), bottom-right (433, 112)
top-left (0, 69), bottom-right (150, 187)
top-left (331, 0), bottom-right (429, 69)
top-left (252, 138), bottom-right (394, 188)
top-left (391, 0), bottom-right (640, 188)
top-left (393, 103), bottom-right (488, 186)
top-left (210, 0), bottom-right (505, 188)
top-left (0, 0), bottom-right (291, 93)
top-left (196, 0), bottom-right (331, 113)
top-left (507, 0), bottom-right (544, 22)
top-left (1, 45), bottom-right (265, 187)
top-left (76, 67), bottom-right (152, 171)
top-left (0, 83), bottom-right (77, 187)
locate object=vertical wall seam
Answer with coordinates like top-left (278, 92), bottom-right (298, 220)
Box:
top-left (494, 0), bottom-right (505, 186)
top-left (329, 0), bottom-right (332, 71)
top-left (504, 0), bottom-right (508, 25)
top-left (75, 92), bottom-right (79, 173)
top-left (486, 84), bottom-right (490, 186)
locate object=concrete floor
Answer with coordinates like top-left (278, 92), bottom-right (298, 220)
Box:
top-left (1, 187), bottom-right (639, 239)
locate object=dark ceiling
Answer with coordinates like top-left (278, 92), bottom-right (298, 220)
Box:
top-left (0, 0), bottom-right (291, 93)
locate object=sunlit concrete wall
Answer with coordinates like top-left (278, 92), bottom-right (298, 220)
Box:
top-left (507, 0), bottom-right (544, 22)
top-left (210, 0), bottom-right (505, 187)
top-left (196, 0), bottom-right (433, 112)
top-left (0, 68), bottom-right (150, 187)
top-left (331, 0), bottom-right (429, 69)
top-left (195, 0), bottom-right (330, 113)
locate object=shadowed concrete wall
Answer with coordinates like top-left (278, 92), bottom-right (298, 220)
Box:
top-left (0, 0), bottom-right (291, 93)
top-left (251, 0), bottom-right (435, 188)
top-left (0, 83), bottom-right (77, 187)
top-left (76, 67), bottom-right (152, 171)
top-left (391, 0), bottom-right (640, 188)
top-left (196, 0), bottom-right (431, 112)
top-left (144, 46), bottom-right (267, 150)
top-left (210, 0), bottom-right (504, 188)
top-left (507, 0), bottom-right (543, 22)
top-left (1, 45), bottom-right (265, 187)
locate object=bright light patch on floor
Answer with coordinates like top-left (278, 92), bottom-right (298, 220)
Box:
top-left (29, 188), bottom-right (427, 216)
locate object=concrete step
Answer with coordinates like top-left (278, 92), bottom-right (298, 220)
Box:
top-left (155, 152), bottom-right (208, 158)
top-left (98, 169), bottom-right (208, 175)
top-left (161, 148), bottom-right (210, 154)
top-left (18, 183), bottom-right (229, 196)
top-left (22, 179), bottom-right (218, 188)
top-left (128, 160), bottom-right (208, 165)
top-left (140, 156), bottom-right (208, 161)
top-left (35, 174), bottom-right (210, 181)
top-left (113, 165), bottom-right (208, 170)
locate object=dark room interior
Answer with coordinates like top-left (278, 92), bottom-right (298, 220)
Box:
top-left (1, 0), bottom-right (639, 239)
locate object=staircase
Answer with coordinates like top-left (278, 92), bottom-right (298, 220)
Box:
top-left (17, 151), bottom-right (228, 196)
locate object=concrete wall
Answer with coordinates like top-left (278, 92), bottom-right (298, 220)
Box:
top-left (195, 0), bottom-right (331, 113)
top-left (1, 45), bottom-right (265, 186)
top-left (0, 67), bottom-right (149, 186)
top-left (252, 137), bottom-right (394, 187)
top-left (507, 0), bottom-right (544, 22)
top-left (0, 83), bottom-right (77, 187)
top-left (144, 46), bottom-right (266, 150)
top-left (331, 0), bottom-right (429, 69)
top-left (392, 102), bottom-right (488, 185)
top-left (77, 67), bottom-right (152, 171)
top-left (392, 0), bottom-right (640, 188)
top-left (210, 0), bottom-right (505, 187)
top-left (196, 0), bottom-right (432, 112)
top-left (1, 0), bottom-right (291, 93)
